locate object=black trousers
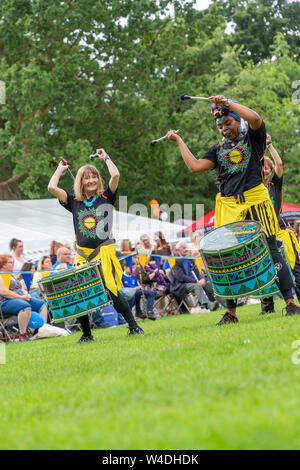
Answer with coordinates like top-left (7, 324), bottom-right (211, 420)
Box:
top-left (226, 235), bottom-right (294, 310)
top-left (261, 238), bottom-right (300, 311)
top-left (79, 289), bottom-right (138, 336)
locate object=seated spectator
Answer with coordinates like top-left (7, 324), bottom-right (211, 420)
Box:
top-left (187, 232), bottom-right (201, 257)
top-left (170, 241), bottom-right (218, 312)
top-left (125, 263), bottom-right (155, 320)
top-left (31, 256), bottom-right (53, 292)
top-left (51, 247), bottom-right (72, 272)
top-left (152, 231), bottom-right (171, 266)
top-left (120, 239), bottom-right (135, 256)
top-left (49, 240), bottom-right (64, 265)
top-left (136, 234), bottom-right (153, 255)
top-left (146, 258), bottom-right (172, 314)
top-left (0, 254), bottom-right (48, 341)
top-left (294, 220), bottom-right (300, 245)
top-left (145, 259), bottom-right (171, 294)
top-left (64, 243), bottom-right (75, 264)
top-left (162, 243), bottom-right (178, 274)
top-left (19, 262), bottom-right (36, 293)
top-left (118, 239), bottom-right (136, 269)
top-left (9, 238), bottom-right (27, 273)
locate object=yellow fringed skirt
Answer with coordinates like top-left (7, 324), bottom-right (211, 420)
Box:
top-left (74, 243), bottom-right (123, 296)
top-left (214, 183), bottom-right (279, 238)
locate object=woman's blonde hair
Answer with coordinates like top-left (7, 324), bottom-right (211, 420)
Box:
top-left (74, 165), bottom-right (104, 201)
top-left (37, 256), bottom-right (51, 271)
top-left (264, 156), bottom-right (274, 171)
top-left (120, 239), bottom-right (132, 253)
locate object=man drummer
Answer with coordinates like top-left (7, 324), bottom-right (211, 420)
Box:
top-left (166, 95), bottom-right (300, 324)
top-left (48, 149), bottom-right (144, 342)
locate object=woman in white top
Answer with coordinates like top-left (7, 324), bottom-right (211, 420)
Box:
top-left (31, 256), bottom-right (53, 291)
top-left (9, 238), bottom-right (27, 273)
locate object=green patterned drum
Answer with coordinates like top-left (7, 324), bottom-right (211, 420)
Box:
top-left (199, 221), bottom-right (277, 299)
top-left (249, 239), bottom-right (293, 299)
top-left (39, 262), bottom-right (111, 323)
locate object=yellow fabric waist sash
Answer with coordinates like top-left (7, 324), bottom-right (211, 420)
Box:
top-left (276, 228), bottom-right (300, 270)
top-left (214, 183), bottom-right (279, 238)
top-left (74, 244), bottom-right (123, 296)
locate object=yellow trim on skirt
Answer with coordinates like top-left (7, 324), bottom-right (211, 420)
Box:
top-left (74, 244), bottom-right (123, 296)
top-left (277, 228), bottom-right (300, 270)
top-left (214, 183), bottom-right (279, 238)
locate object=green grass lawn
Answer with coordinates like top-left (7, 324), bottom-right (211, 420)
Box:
top-left (1, 300), bottom-right (300, 450)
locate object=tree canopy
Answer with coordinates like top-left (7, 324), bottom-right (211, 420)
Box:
top-left (0, 0), bottom-right (299, 219)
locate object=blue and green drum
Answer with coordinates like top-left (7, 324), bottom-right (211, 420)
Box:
top-left (199, 221), bottom-right (277, 299)
top-left (38, 262), bottom-right (111, 323)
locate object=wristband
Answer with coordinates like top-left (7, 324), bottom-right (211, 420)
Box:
top-left (104, 156), bottom-right (111, 162)
top-left (267, 142), bottom-right (272, 147)
top-left (224, 98), bottom-right (232, 106)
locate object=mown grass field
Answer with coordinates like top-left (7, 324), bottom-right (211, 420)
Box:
top-left (1, 300), bottom-right (300, 450)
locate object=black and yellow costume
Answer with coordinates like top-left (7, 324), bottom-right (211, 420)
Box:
top-left (202, 121), bottom-right (294, 307)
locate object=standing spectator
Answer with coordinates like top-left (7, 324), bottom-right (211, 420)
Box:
top-left (9, 239), bottom-right (27, 273)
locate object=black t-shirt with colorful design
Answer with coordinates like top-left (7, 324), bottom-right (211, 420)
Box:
top-left (267, 173), bottom-right (283, 216)
top-left (202, 122), bottom-right (266, 198)
top-left (59, 188), bottom-right (117, 249)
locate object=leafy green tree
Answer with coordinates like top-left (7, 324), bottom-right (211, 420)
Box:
top-left (212, 0), bottom-right (300, 64)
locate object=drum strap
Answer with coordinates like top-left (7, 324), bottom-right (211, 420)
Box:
top-left (76, 239), bottom-right (115, 262)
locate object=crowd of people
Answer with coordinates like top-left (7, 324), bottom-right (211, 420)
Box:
top-left (1, 212), bottom-right (300, 343)
top-left (0, 229), bottom-right (224, 341)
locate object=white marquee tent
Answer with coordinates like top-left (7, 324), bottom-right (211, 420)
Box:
top-left (0, 199), bottom-right (186, 260)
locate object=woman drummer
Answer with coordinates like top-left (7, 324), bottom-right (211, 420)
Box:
top-left (166, 95), bottom-right (300, 324)
top-left (263, 135), bottom-right (300, 309)
top-left (48, 149), bottom-right (144, 342)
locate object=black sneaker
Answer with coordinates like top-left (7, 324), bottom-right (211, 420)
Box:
top-left (216, 312), bottom-right (239, 326)
top-left (147, 312), bottom-right (156, 321)
top-left (259, 309), bottom-right (275, 315)
top-left (78, 334), bottom-right (94, 343)
top-left (285, 302), bottom-right (300, 316)
top-left (127, 326), bottom-right (144, 336)
top-left (136, 313), bottom-right (147, 320)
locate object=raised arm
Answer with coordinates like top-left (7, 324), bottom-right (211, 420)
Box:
top-left (96, 148), bottom-right (120, 194)
top-left (165, 130), bottom-right (216, 173)
top-left (48, 161), bottom-right (69, 203)
top-left (266, 133), bottom-right (283, 178)
top-left (209, 95), bottom-right (262, 131)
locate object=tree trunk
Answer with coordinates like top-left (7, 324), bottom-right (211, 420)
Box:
top-left (0, 175), bottom-right (23, 200)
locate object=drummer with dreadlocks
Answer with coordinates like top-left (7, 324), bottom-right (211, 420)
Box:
top-left (166, 94), bottom-right (300, 324)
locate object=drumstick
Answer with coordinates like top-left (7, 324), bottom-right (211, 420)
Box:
top-left (60, 157), bottom-right (75, 181)
top-left (180, 94), bottom-right (210, 101)
top-left (150, 129), bottom-right (180, 147)
top-left (180, 94), bottom-right (228, 103)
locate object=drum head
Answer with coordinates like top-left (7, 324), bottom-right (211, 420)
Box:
top-left (199, 220), bottom-right (262, 252)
